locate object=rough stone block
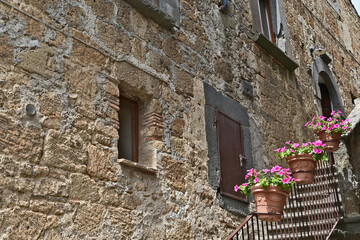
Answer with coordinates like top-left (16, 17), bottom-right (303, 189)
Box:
top-left (34, 178), bottom-right (69, 198)
top-left (0, 36), bottom-right (13, 65)
top-left (74, 203), bottom-right (105, 234)
top-left (87, 145), bottom-right (117, 182)
top-left (69, 173), bottom-right (100, 202)
top-left (18, 44), bottom-right (56, 78)
top-left (162, 37), bottom-right (184, 63)
top-left (96, 19), bottom-right (131, 54)
top-left (174, 67), bottom-right (194, 96)
top-left (171, 118), bottom-right (185, 137)
top-left (0, 209), bottom-right (48, 239)
top-left (162, 155), bottom-right (186, 192)
top-left (42, 130), bottom-right (88, 172)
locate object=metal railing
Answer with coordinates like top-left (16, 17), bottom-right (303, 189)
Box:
top-left (226, 153), bottom-right (342, 240)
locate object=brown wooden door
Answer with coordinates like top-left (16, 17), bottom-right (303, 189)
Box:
top-left (319, 83), bottom-right (332, 118)
top-left (216, 111), bottom-right (247, 201)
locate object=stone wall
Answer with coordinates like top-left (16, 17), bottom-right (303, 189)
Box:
top-left (0, 0), bottom-right (359, 238)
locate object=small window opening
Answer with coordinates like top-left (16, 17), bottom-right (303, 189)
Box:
top-left (118, 96), bottom-right (139, 162)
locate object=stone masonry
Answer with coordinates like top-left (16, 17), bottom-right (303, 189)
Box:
top-left (0, 0), bottom-right (359, 239)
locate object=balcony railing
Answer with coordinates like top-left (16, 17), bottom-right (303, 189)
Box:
top-left (226, 153), bottom-right (342, 240)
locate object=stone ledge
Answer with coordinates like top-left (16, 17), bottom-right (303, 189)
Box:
top-left (252, 33), bottom-right (299, 72)
top-left (124, 0), bottom-right (180, 29)
top-left (118, 158), bottom-right (157, 175)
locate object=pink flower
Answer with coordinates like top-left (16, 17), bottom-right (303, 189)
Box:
top-left (290, 149), bottom-right (295, 153)
top-left (293, 143), bottom-right (300, 148)
top-left (254, 177), bottom-right (259, 183)
top-left (313, 149), bottom-right (323, 154)
top-left (312, 116), bottom-right (316, 121)
top-left (263, 169), bottom-right (270, 173)
top-left (281, 147), bottom-right (286, 152)
top-left (283, 168), bottom-right (290, 172)
top-left (234, 185), bottom-right (239, 192)
top-left (242, 183), bottom-right (248, 187)
top-left (274, 148), bottom-right (281, 152)
top-left (327, 117), bottom-right (332, 121)
top-left (309, 122), bottom-right (313, 125)
top-left (350, 129), bottom-right (353, 133)
top-left (302, 143), bottom-right (309, 147)
top-left (333, 124), bottom-right (340, 129)
top-left (345, 119), bottom-right (350, 122)
top-left (316, 122), bottom-right (321, 126)
top-left (277, 170), bottom-right (286, 176)
top-left (305, 122), bottom-right (309, 127)
top-left (313, 125), bottom-right (316, 130)
top-left (338, 111), bottom-right (342, 114)
top-left (319, 116), bottom-right (326, 120)
top-left (282, 178), bottom-right (290, 184)
top-left (342, 126), bottom-right (348, 129)
top-left (292, 178), bottom-right (300, 182)
top-left (314, 140), bottom-right (323, 147)
top-left (245, 175), bottom-right (248, 179)
top-left (322, 125), bottom-right (327, 130)
top-left (286, 140), bottom-right (291, 144)
top-left (327, 128), bottom-right (331, 132)
top-left (331, 111), bottom-right (335, 116)
top-left (271, 165), bottom-right (282, 173)
top-left (334, 118), bottom-right (338, 122)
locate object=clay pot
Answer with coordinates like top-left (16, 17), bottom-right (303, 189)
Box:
top-left (251, 184), bottom-right (289, 222)
top-left (286, 154), bottom-right (316, 184)
top-left (317, 131), bottom-right (341, 152)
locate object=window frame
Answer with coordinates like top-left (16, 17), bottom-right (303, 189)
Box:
top-left (249, 0), bottom-right (299, 71)
top-left (118, 96), bottom-right (139, 163)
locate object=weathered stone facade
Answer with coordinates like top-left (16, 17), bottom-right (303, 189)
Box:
top-left (0, 0), bottom-right (359, 238)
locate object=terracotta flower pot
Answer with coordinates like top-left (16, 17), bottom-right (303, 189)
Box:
top-left (286, 154), bottom-right (316, 184)
top-left (251, 184), bottom-right (289, 222)
top-left (317, 131), bottom-right (341, 152)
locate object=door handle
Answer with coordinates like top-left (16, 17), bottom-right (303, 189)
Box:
top-left (239, 154), bottom-right (247, 167)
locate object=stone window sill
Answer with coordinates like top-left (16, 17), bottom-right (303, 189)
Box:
top-left (124, 0), bottom-right (180, 29)
top-left (118, 158), bottom-right (157, 175)
top-left (252, 33), bottom-right (299, 72)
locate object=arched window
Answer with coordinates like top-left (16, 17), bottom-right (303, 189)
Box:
top-left (313, 58), bottom-right (345, 116)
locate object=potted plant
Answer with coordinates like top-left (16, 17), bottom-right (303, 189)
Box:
top-left (275, 140), bottom-right (328, 184)
top-left (305, 110), bottom-right (352, 152)
top-left (234, 166), bottom-right (298, 222)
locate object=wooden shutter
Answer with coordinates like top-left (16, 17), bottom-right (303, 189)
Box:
top-left (216, 111), bottom-right (247, 201)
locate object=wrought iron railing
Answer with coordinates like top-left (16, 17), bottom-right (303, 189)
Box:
top-left (226, 153), bottom-right (342, 240)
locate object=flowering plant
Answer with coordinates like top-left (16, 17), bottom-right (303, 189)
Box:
top-left (305, 110), bottom-right (352, 135)
top-left (275, 140), bottom-right (328, 162)
top-left (234, 166), bottom-right (298, 197)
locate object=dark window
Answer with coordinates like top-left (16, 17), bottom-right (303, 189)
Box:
top-left (259, 0), bottom-right (275, 43)
top-left (216, 111), bottom-right (247, 202)
top-left (319, 83), bottom-right (332, 118)
top-left (118, 96), bottom-right (139, 162)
